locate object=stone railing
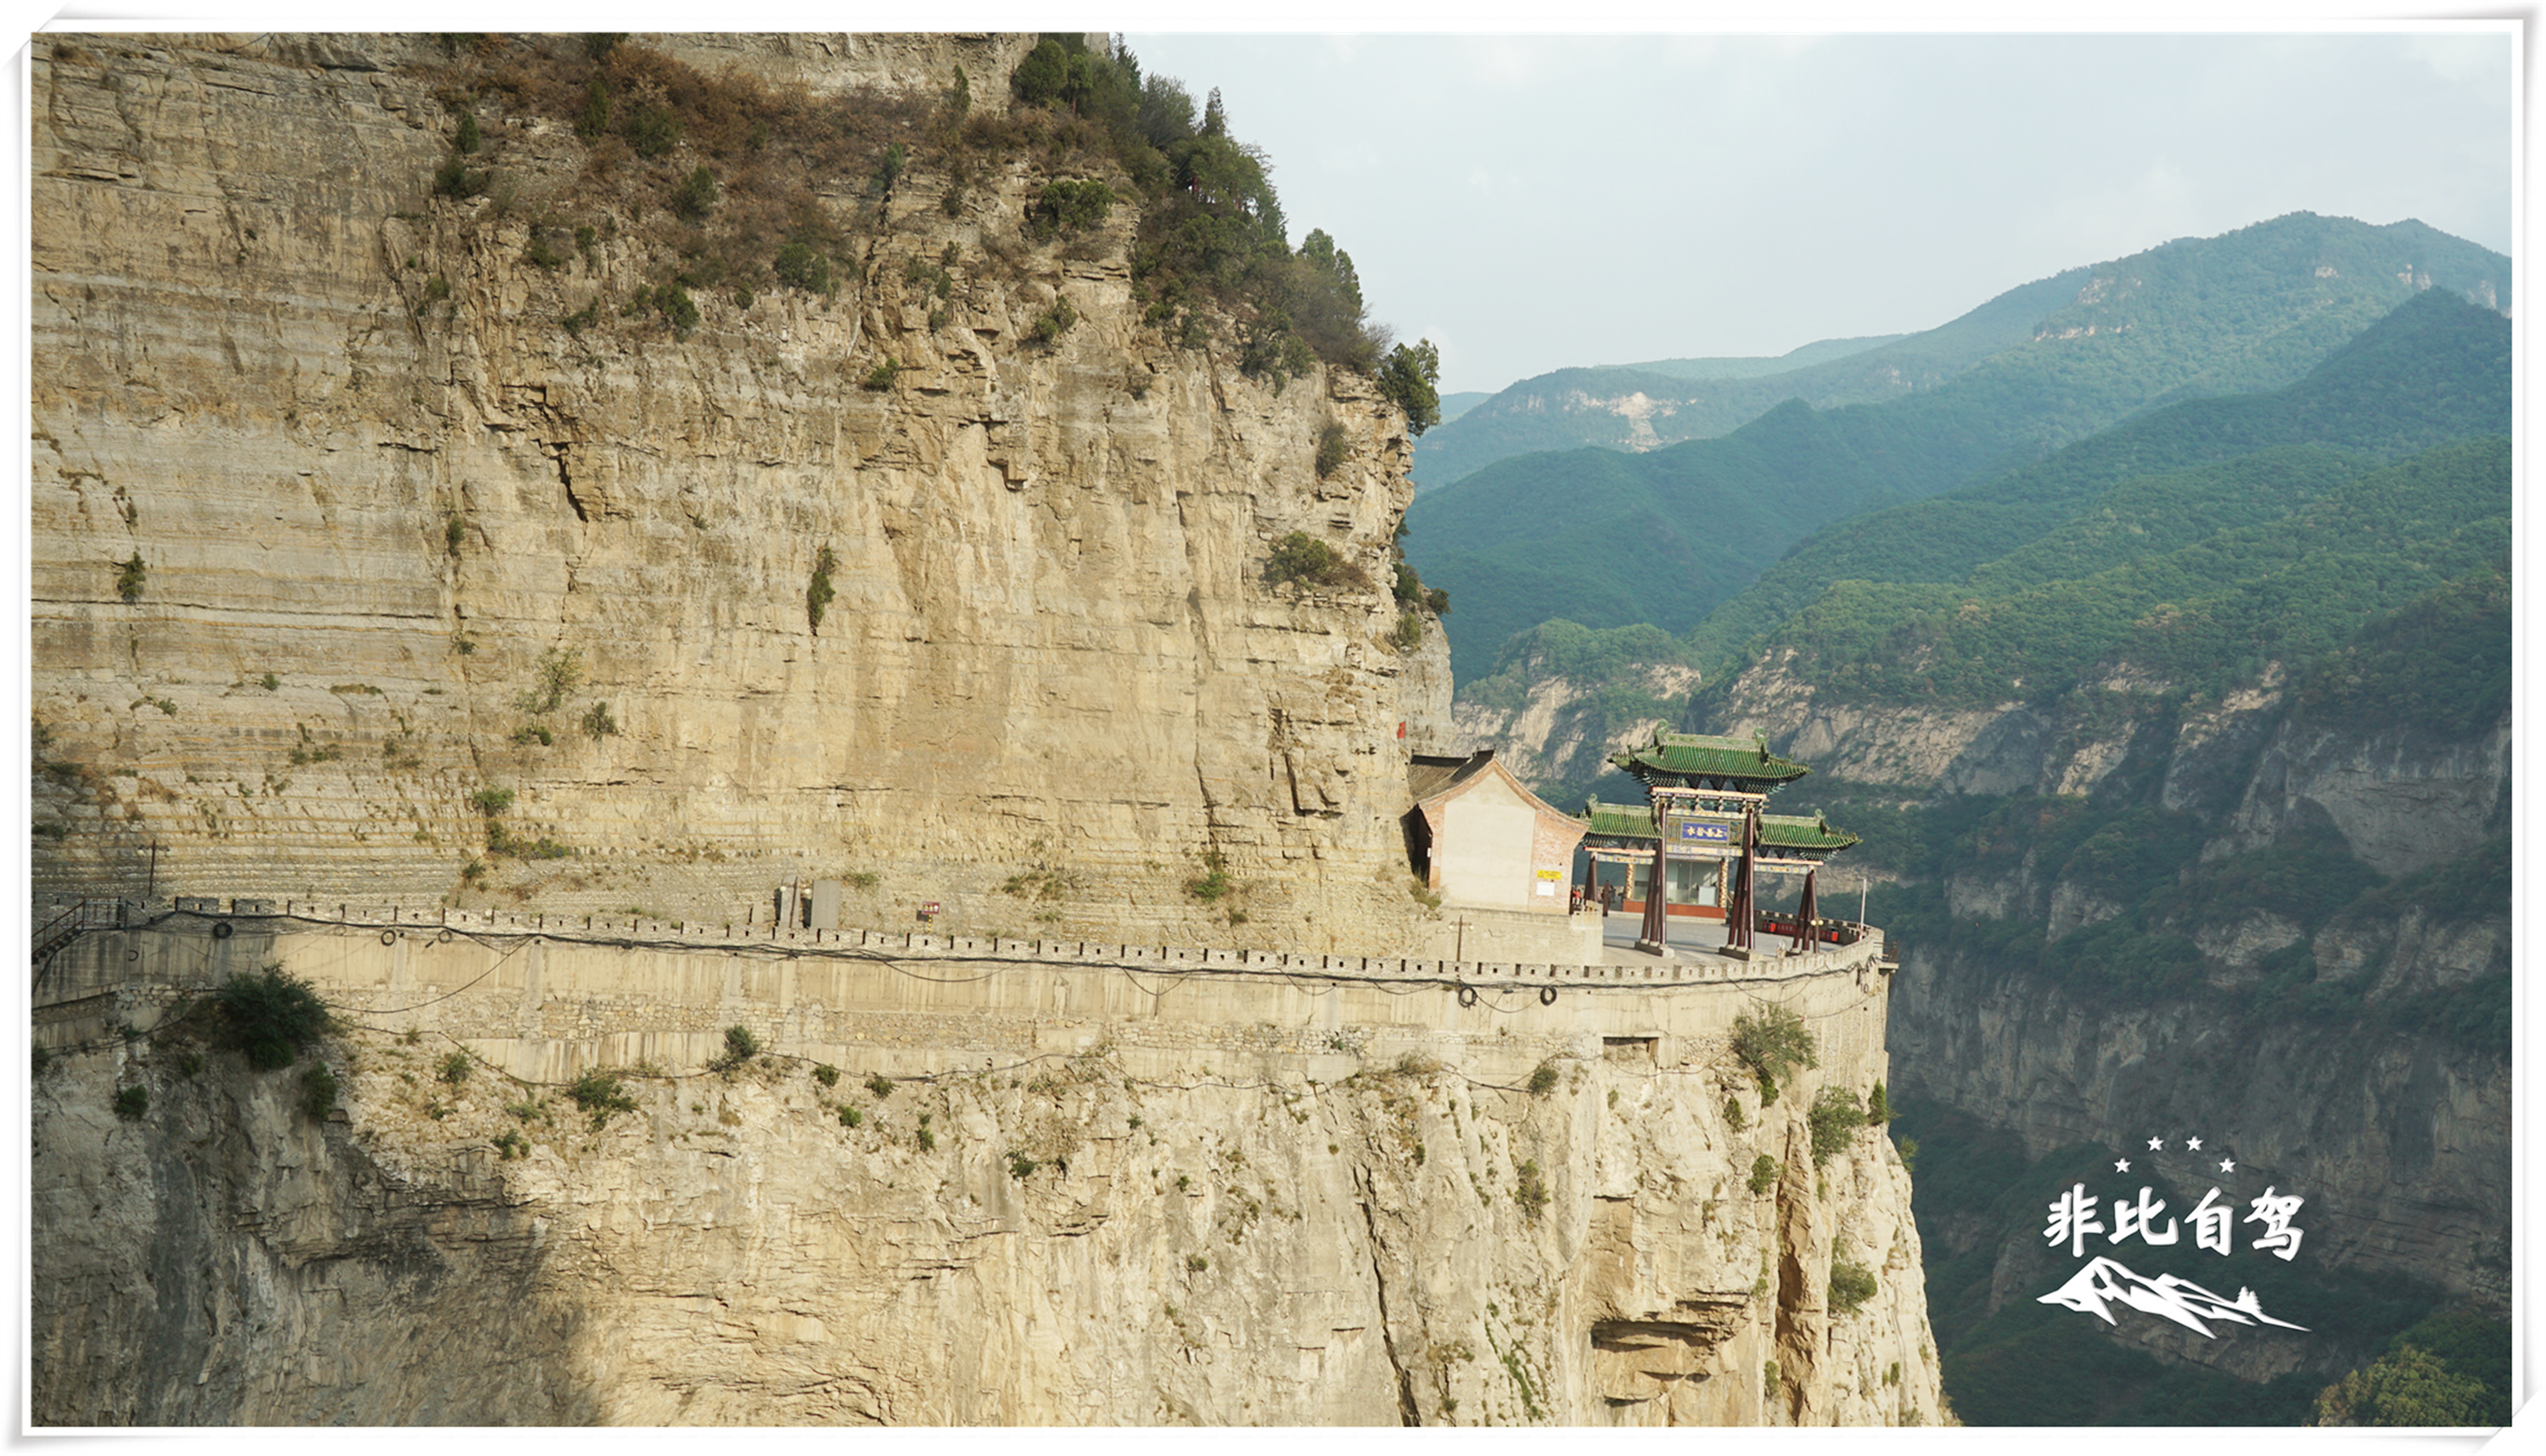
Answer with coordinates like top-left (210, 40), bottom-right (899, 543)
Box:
top-left (35, 894), bottom-right (1888, 1005)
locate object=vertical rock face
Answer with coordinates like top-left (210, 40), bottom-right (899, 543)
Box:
top-left (27, 33), bottom-right (1941, 1430)
top-left (31, 934), bottom-right (1944, 1426)
top-left (1439, 621), bottom-right (1704, 808)
top-left (1882, 708), bottom-right (2513, 1322)
top-left (1726, 649), bottom-right (2510, 1392)
top-left (30, 32), bottom-right (1444, 946)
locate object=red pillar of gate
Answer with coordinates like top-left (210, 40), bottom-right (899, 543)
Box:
top-left (1640, 829), bottom-right (1669, 949)
top-left (1726, 807), bottom-right (1757, 952)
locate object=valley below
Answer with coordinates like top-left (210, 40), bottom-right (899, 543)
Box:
top-left (24, 27), bottom-right (2515, 1433)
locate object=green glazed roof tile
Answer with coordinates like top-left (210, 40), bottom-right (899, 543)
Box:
top-left (1607, 731), bottom-right (1811, 784)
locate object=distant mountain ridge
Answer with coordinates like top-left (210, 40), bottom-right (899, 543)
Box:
top-left (1410, 277), bottom-right (2084, 488)
top-left (1621, 333), bottom-right (1909, 382)
top-left (1432, 289), bottom-right (2510, 813)
top-left (1415, 213), bottom-right (2507, 493)
top-left (1406, 213), bottom-right (2510, 683)
top-left (1686, 285), bottom-right (2515, 690)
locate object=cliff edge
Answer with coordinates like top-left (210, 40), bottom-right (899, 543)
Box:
top-left (31, 31), bottom-right (1451, 948)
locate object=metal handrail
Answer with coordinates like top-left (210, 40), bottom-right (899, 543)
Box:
top-left (32, 897), bottom-right (123, 964)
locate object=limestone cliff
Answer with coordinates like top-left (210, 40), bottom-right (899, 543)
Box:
top-left (32, 921), bottom-right (1944, 1426)
top-left (1717, 650), bottom-right (2509, 1408)
top-left (1898, 702), bottom-right (2509, 1293)
top-left (30, 31), bottom-right (1450, 947)
top-left (1444, 622), bottom-right (1703, 803)
top-left (25, 32), bottom-right (1943, 1431)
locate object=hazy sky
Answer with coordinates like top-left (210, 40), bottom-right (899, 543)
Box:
top-left (1122, 29), bottom-right (2515, 395)
top-left (20, 8), bottom-right (2511, 401)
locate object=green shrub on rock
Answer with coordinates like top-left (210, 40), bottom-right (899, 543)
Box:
top-left (568, 1068), bottom-right (638, 1126)
top-left (1829, 1258), bottom-right (1876, 1315)
top-left (629, 104), bottom-right (681, 158)
top-left (1809, 1086), bottom-right (1865, 1166)
top-left (1748, 1153), bottom-right (1780, 1196)
top-left (1267, 532), bottom-right (1371, 591)
top-left (670, 165), bottom-right (719, 221)
top-left (300, 1062), bottom-right (339, 1121)
top-left (216, 964), bottom-right (333, 1070)
top-left (709, 1025), bottom-right (760, 1074)
top-left (1731, 1005), bottom-right (1815, 1105)
top-left (1030, 177), bottom-right (1114, 237)
top-left (1315, 421), bottom-right (1349, 478)
top-left (773, 242), bottom-right (831, 294)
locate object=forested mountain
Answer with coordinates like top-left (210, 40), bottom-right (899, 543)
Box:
top-left (1686, 288), bottom-right (2513, 689)
top-left (1406, 214), bottom-right (2509, 685)
top-left (1405, 210), bottom-right (2512, 1435)
top-left (1625, 333), bottom-right (1910, 382)
top-left (1770, 534), bottom-right (2511, 1425)
top-left (1410, 332), bottom-right (1915, 486)
top-left (1682, 292), bottom-right (2512, 1430)
top-left (1408, 269), bottom-right (2084, 488)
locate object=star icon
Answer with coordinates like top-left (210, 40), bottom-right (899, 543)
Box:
top-left (2185, 1136), bottom-right (2204, 1151)
top-left (2219, 1157), bottom-right (2236, 1173)
top-left (2146, 1137), bottom-right (2165, 1151)
top-left (2115, 1158), bottom-right (2132, 1173)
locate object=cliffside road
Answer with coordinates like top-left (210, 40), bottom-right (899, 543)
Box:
top-left (32, 912), bottom-right (1940, 1426)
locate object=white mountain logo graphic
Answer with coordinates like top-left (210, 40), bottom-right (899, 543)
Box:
top-left (2038, 1257), bottom-right (2311, 1338)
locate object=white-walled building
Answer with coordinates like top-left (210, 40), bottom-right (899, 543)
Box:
top-left (1404, 751), bottom-right (1585, 913)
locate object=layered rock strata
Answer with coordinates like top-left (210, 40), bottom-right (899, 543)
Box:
top-left (32, 921), bottom-right (1942, 1426)
top-left (1723, 664), bottom-right (2510, 1328)
top-left (30, 31), bottom-right (1450, 946)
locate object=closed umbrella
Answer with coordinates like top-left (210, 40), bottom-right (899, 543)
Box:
top-left (1792, 868), bottom-right (1818, 953)
top-left (1640, 821), bottom-right (1668, 950)
top-left (1726, 807), bottom-right (1756, 953)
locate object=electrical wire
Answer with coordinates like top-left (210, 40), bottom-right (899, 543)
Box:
top-left (35, 908), bottom-right (1891, 1073)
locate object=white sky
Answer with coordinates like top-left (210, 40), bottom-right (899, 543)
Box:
top-left (1123, 27), bottom-right (2515, 394)
top-left (16, 4), bottom-right (2510, 399)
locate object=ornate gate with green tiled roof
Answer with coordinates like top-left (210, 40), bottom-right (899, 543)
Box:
top-left (1578, 731), bottom-right (1859, 928)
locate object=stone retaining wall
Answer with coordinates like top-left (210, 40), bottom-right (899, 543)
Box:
top-left (34, 899), bottom-right (1895, 1093)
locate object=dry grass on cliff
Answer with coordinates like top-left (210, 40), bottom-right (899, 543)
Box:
top-left (441, 36), bottom-right (1116, 305)
top-left (477, 37), bottom-right (942, 188)
top-left (437, 37), bottom-right (956, 300)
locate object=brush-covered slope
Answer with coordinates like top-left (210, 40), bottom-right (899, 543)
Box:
top-left (1406, 215), bottom-right (2507, 682)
